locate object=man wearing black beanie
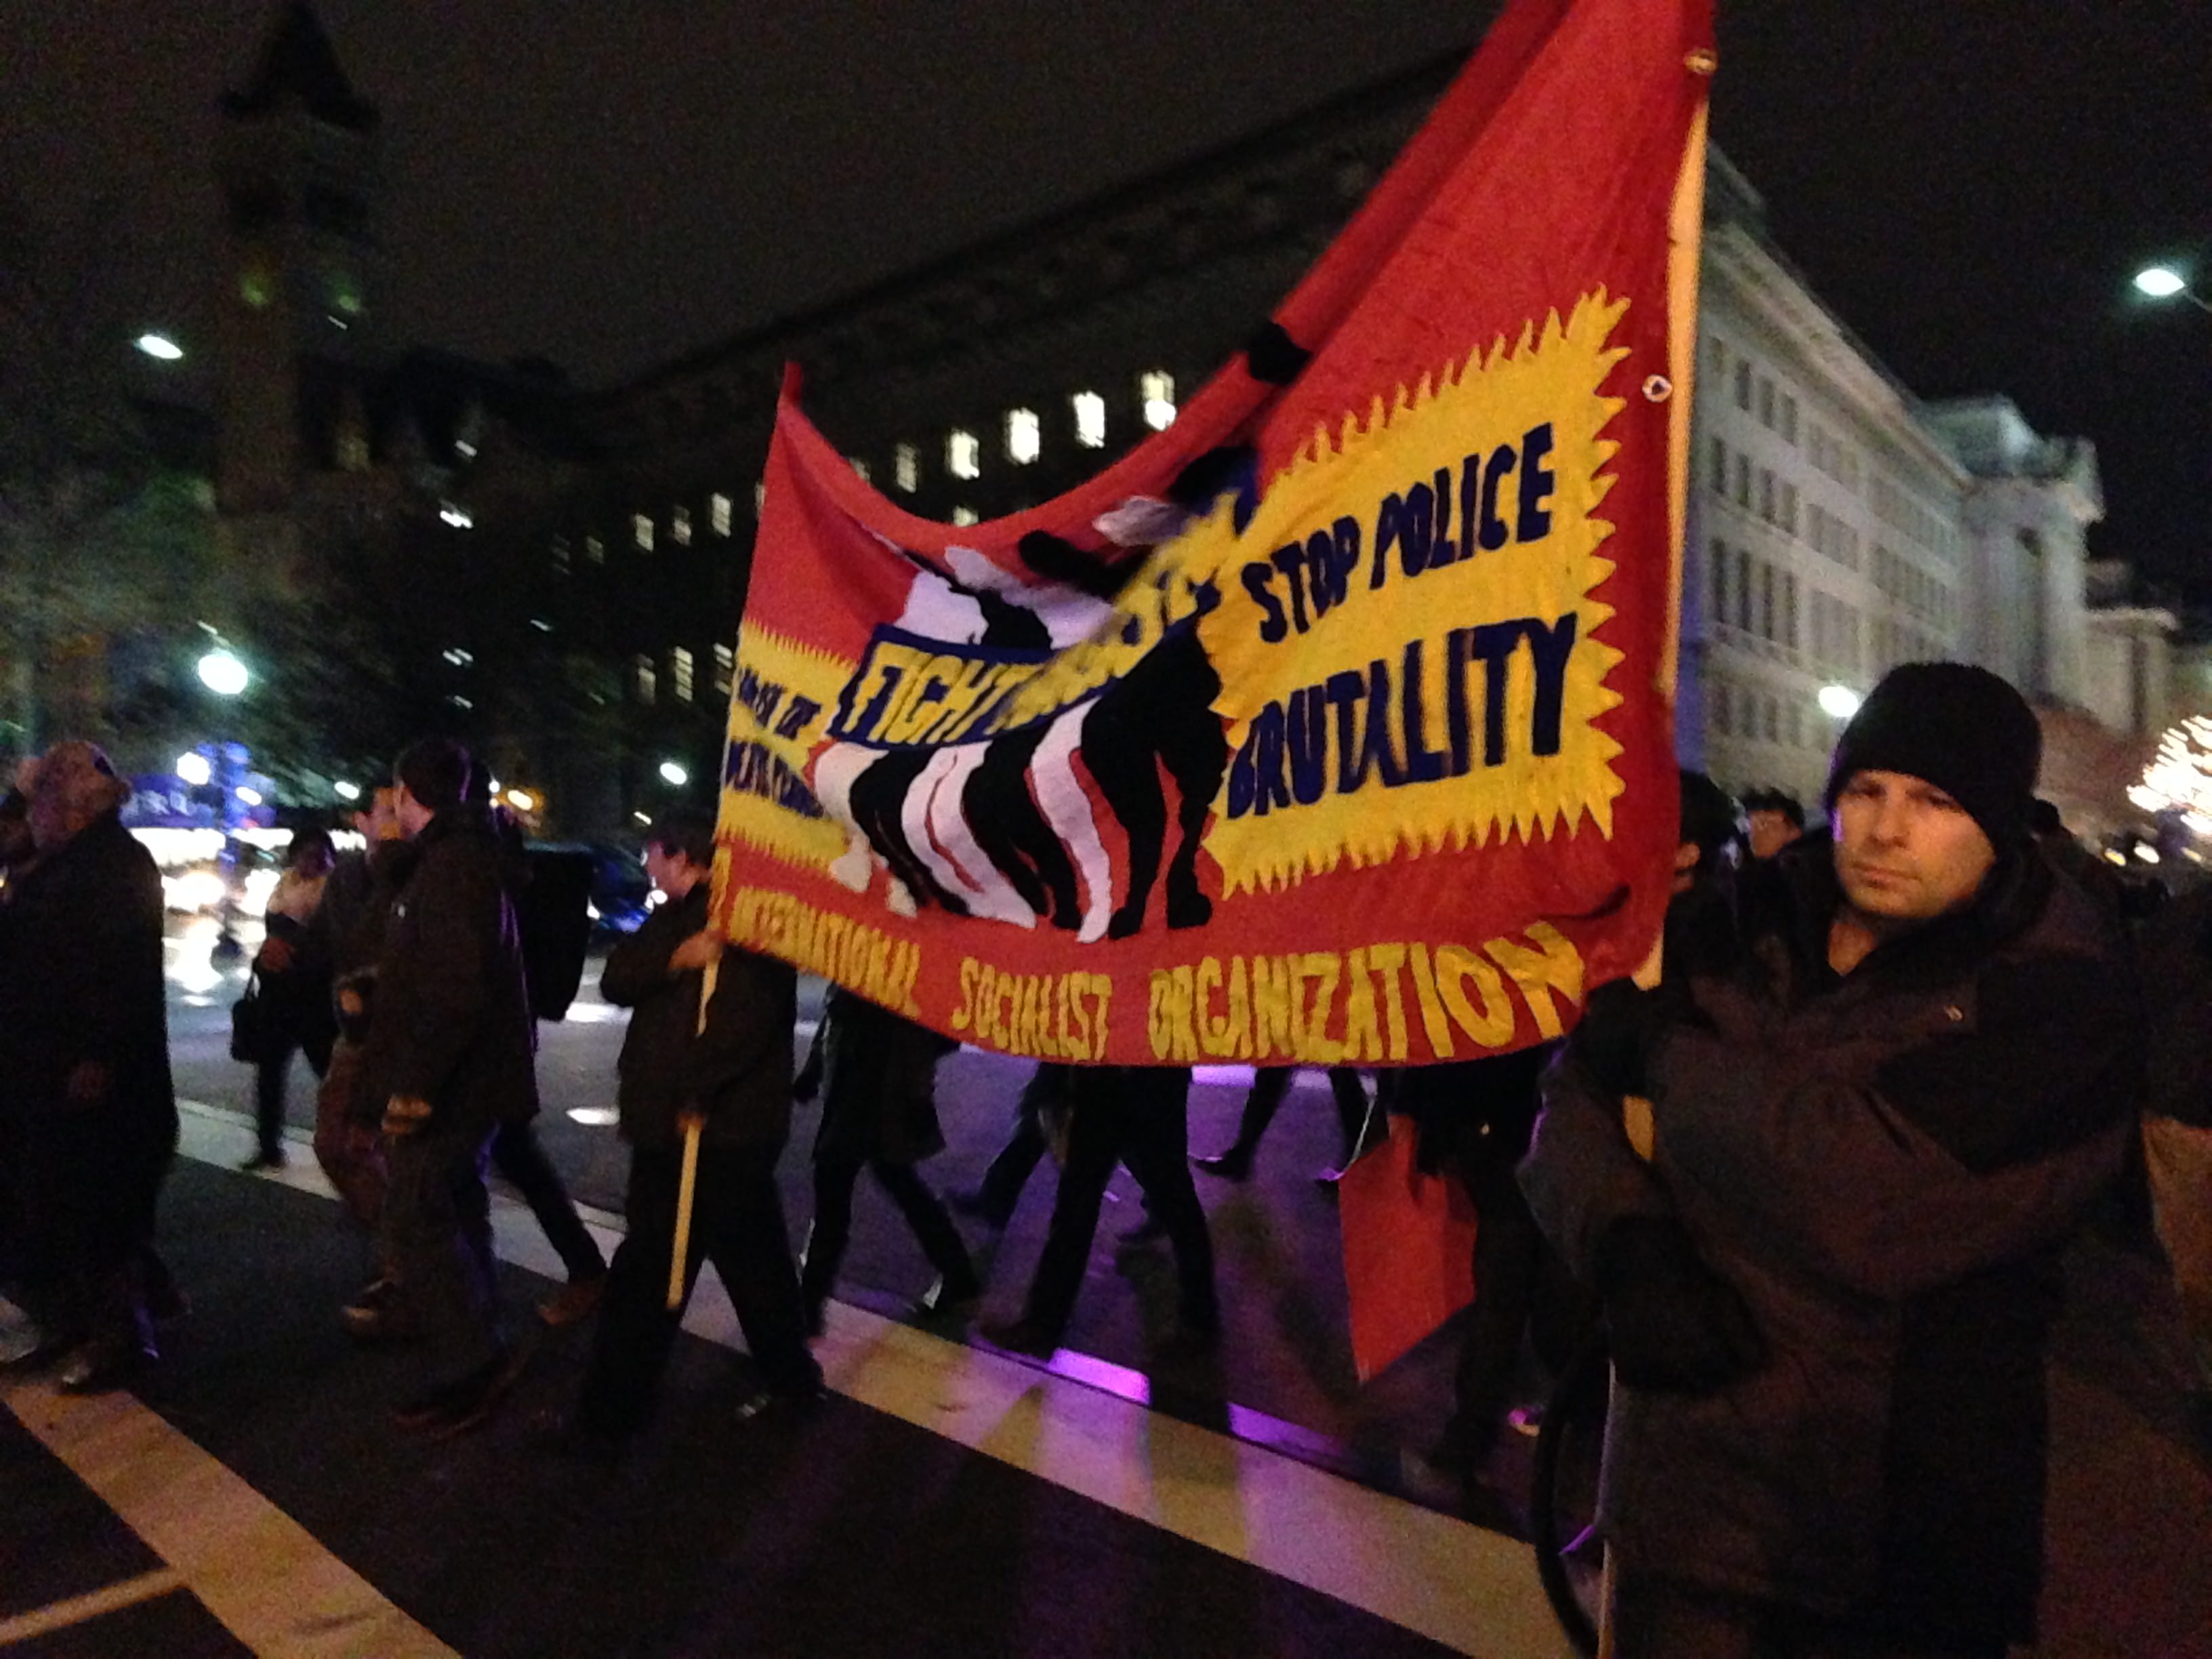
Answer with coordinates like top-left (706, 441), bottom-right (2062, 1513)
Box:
top-left (1523, 662), bottom-right (2142, 1657)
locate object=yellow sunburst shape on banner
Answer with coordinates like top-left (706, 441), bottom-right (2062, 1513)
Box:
top-left (718, 626), bottom-right (853, 872)
top-left (1193, 289), bottom-right (1631, 896)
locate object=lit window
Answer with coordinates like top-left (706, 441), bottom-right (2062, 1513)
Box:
top-left (672, 646), bottom-right (694, 703)
top-left (894, 445), bottom-right (920, 493)
top-left (711, 493), bottom-right (733, 536)
top-left (850, 457), bottom-right (872, 483)
top-left (633, 513), bottom-right (655, 552)
top-left (671, 506), bottom-right (691, 546)
top-left (1140, 371), bottom-right (1176, 431)
top-left (586, 535), bottom-right (605, 565)
top-left (551, 537), bottom-right (571, 575)
top-left (1006, 409), bottom-right (1041, 466)
top-left (1073, 392), bottom-right (1107, 449)
top-left (713, 643), bottom-right (735, 696)
top-left (947, 429), bottom-right (981, 480)
top-left (634, 654), bottom-right (657, 705)
top-left (951, 506), bottom-right (979, 527)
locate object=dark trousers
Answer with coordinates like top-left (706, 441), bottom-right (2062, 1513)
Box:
top-left (383, 1121), bottom-right (504, 1382)
top-left (1023, 1068), bottom-right (1216, 1336)
top-left (973, 1063), bottom-right (1072, 1224)
top-left (1225, 1066), bottom-right (1372, 1164)
top-left (253, 1035), bottom-right (329, 1160)
top-left (581, 1143), bottom-right (820, 1435)
top-left (803, 1155), bottom-right (971, 1309)
top-left (1448, 1151), bottom-right (1546, 1452)
top-left (1612, 1575), bottom-right (2005, 1659)
top-left (491, 1120), bottom-right (606, 1284)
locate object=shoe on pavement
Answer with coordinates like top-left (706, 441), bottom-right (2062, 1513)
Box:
top-left (239, 1149), bottom-right (287, 1173)
top-left (396, 1347), bottom-right (526, 1436)
top-left (1115, 1213), bottom-right (1169, 1249)
top-left (915, 1270), bottom-right (983, 1319)
top-left (977, 1315), bottom-right (1062, 1359)
top-left (58, 1336), bottom-right (158, 1395)
top-left (734, 1380), bottom-right (828, 1425)
top-left (538, 1273), bottom-right (608, 1328)
top-left (1191, 1147), bottom-right (1254, 1183)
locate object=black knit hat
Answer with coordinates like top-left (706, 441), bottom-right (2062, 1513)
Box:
top-left (1822, 662), bottom-right (2041, 848)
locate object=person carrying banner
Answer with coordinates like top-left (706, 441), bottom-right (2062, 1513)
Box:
top-left (562, 817), bottom-right (820, 1447)
top-left (981, 1064), bottom-right (1218, 1360)
top-left (794, 987), bottom-right (979, 1330)
top-left (1521, 664), bottom-right (2140, 1658)
top-left (1193, 1065), bottom-right (1374, 1187)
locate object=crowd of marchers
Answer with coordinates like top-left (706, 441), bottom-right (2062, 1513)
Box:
top-left (3, 660), bottom-right (2211, 1659)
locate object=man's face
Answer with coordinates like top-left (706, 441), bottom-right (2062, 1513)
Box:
top-left (391, 781), bottom-right (434, 840)
top-left (1746, 809), bottom-right (1801, 861)
top-left (643, 842), bottom-right (697, 897)
top-left (1830, 769), bottom-right (1996, 922)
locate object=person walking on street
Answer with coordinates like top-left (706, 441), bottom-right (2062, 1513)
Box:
top-left (242, 827), bottom-right (338, 1170)
top-left (0, 741), bottom-right (180, 1392)
top-left (1521, 663), bottom-right (2142, 1658)
top-left (981, 1065), bottom-right (1218, 1361)
top-left (1193, 1065), bottom-right (1374, 1185)
top-left (566, 818), bottom-right (820, 1446)
top-left (357, 738), bottom-right (539, 1434)
top-left (795, 988), bottom-right (979, 1330)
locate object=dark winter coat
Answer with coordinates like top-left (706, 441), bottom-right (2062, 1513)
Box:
top-left (0, 811), bottom-right (177, 1158)
top-left (598, 882), bottom-right (797, 1151)
top-left (801, 988), bottom-right (954, 1167)
top-left (357, 806), bottom-right (538, 1134)
top-left (1521, 832), bottom-right (2139, 1648)
top-left (2140, 880), bottom-right (2212, 1129)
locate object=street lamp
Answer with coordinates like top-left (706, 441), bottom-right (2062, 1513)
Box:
top-left (136, 332), bottom-right (184, 361)
top-left (658, 760), bottom-right (689, 787)
top-left (2133, 264), bottom-right (2212, 315)
top-left (1818, 684), bottom-right (1862, 720)
top-left (197, 649), bottom-right (250, 962)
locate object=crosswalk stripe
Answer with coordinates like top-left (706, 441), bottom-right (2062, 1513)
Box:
top-left (0, 1568), bottom-right (182, 1646)
top-left (3, 1377), bottom-right (457, 1658)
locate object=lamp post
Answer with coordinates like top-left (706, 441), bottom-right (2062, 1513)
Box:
top-left (198, 648), bottom-right (250, 962)
top-left (2133, 264), bottom-right (2212, 316)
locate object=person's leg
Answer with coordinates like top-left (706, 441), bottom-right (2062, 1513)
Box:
top-left (709, 1145), bottom-right (823, 1397)
top-left (1121, 1072), bottom-right (1217, 1335)
top-left (577, 1147), bottom-right (691, 1438)
top-left (1195, 1066), bottom-right (1290, 1178)
top-left (251, 1038), bottom-right (297, 1164)
top-left (312, 1038), bottom-right (388, 1231)
top-left (489, 1121), bottom-right (608, 1288)
top-left (1608, 1574), bottom-right (1762, 1659)
top-left (967, 1065), bottom-right (1065, 1223)
top-left (2143, 1112), bottom-right (2212, 1393)
top-left (1326, 1068), bottom-right (1376, 1166)
top-left (383, 1122), bottom-right (505, 1396)
top-left (1004, 1093), bottom-right (1121, 1340)
top-left (871, 1160), bottom-right (979, 1296)
top-left (800, 1155), bottom-right (863, 1324)
top-left (1437, 1158), bottom-right (1544, 1471)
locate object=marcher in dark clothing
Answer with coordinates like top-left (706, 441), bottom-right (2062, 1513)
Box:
top-left (572, 818), bottom-right (820, 1443)
top-left (1192, 1065), bottom-right (1374, 1185)
top-left (309, 789), bottom-right (405, 1240)
top-left (0, 741), bottom-right (179, 1392)
top-left (1400, 1046), bottom-right (1557, 1484)
top-left (981, 1065), bottom-right (1218, 1359)
top-left (795, 989), bottom-right (978, 1328)
top-left (951, 1061), bottom-right (1071, 1229)
top-left (1521, 665), bottom-right (2141, 1658)
top-left (243, 827), bottom-right (338, 1170)
top-left (358, 737), bottom-right (541, 1433)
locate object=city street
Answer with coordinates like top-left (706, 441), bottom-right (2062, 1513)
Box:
top-left (1, 917), bottom-right (2206, 1655)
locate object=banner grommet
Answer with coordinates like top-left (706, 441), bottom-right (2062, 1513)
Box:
top-left (1642, 374), bottom-right (1673, 403)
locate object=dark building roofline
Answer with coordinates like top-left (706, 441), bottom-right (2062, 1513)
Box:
top-left (600, 39), bottom-right (1478, 400)
top-left (221, 2), bottom-right (378, 133)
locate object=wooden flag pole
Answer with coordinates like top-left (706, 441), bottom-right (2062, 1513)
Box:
top-left (668, 954), bottom-right (718, 1309)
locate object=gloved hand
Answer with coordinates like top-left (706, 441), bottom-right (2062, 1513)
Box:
top-left (1593, 1216), bottom-right (1766, 1394)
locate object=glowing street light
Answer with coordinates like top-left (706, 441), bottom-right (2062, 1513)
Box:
top-left (197, 649), bottom-right (249, 696)
top-left (234, 785), bottom-right (262, 807)
top-left (1818, 684), bottom-right (1862, 720)
top-left (177, 752), bottom-right (212, 787)
top-left (506, 789), bottom-right (537, 813)
top-left (333, 780), bottom-right (361, 802)
top-left (657, 760), bottom-right (689, 787)
top-left (136, 332), bottom-right (184, 361)
top-left (2133, 264), bottom-right (2212, 314)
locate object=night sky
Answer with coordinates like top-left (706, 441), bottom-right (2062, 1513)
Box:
top-left (7, 3), bottom-right (2209, 598)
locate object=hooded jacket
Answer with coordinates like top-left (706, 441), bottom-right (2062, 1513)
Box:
top-left (1521, 832), bottom-right (2139, 1647)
